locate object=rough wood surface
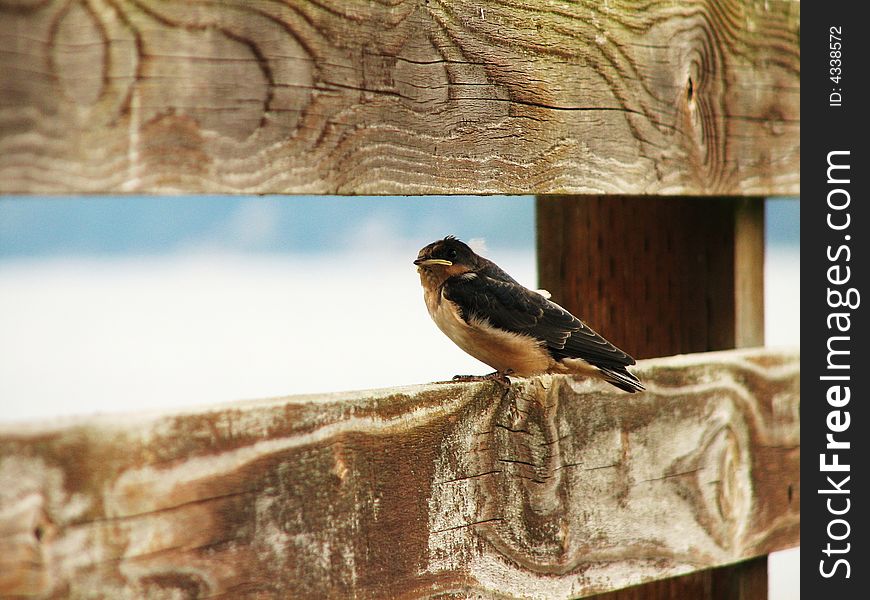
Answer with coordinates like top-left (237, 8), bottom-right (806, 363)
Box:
top-left (0, 0), bottom-right (799, 195)
top-left (0, 348), bottom-right (799, 599)
top-left (536, 196), bottom-right (765, 360)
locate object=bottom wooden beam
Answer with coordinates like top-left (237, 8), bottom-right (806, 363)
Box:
top-left (0, 348), bottom-right (798, 598)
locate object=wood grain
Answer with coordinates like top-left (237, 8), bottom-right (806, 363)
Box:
top-left (0, 0), bottom-right (799, 195)
top-left (0, 348), bottom-right (799, 598)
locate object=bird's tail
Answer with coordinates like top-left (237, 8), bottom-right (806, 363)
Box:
top-left (597, 366), bottom-right (645, 393)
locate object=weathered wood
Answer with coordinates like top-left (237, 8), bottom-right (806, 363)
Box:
top-left (0, 348), bottom-right (799, 599)
top-left (0, 0), bottom-right (799, 195)
top-left (536, 196), bottom-right (765, 360)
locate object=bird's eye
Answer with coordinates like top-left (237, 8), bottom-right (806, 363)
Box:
top-left (447, 248), bottom-right (458, 260)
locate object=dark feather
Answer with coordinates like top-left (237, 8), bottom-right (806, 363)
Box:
top-left (442, 262), bottom-right (637, 373)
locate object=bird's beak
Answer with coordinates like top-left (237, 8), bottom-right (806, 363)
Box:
top-left (414, 258), bottom-right (453, 266)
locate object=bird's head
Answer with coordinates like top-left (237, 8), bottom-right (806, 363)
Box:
top-left (414, 236), bottom-right (479, 283)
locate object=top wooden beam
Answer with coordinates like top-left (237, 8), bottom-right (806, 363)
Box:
top-left (0, 0), bottom-right (799, 196)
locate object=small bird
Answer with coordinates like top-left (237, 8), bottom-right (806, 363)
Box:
top-left (414, 236), bottom-right (644, 393)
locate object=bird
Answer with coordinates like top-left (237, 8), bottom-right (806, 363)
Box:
top-left (414, 236), bottom-right (644, 393)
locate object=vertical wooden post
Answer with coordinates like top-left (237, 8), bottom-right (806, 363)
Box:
top-left (536, 195), bottom-right (767, 599)
top-left (585, 556), bottom-right (768, 600)
top-left (536, 196), bottom-right (764, 359)
top-left (733, 200), bottom-right (766, 348)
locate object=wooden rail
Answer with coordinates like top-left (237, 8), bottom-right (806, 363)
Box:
top-left (0, 0), bottom-right (799, 195)
top-left (0, 348), bottom-right (799, 598)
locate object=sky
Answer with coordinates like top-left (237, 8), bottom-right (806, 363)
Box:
top-left (0, 195), bottom-right (799, 416)
top-left (0, 195), bottom-right (798, 257)
top-left (0, 195), bottom-right (799, 414)
top-left (0, 196), bottom-right (543, 418)
top-left (0, 195), bottom-right (536, 257)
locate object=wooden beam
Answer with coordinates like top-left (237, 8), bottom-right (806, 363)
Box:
top-left (0, 1), bottom-right (799, 195)
top-left (536, 196), bottom-right (765, 360)
top-left (0, 348), bottom-right (799, 598)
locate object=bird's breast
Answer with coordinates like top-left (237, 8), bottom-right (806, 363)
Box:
top-left (425, 289), bottom-right (552, 376)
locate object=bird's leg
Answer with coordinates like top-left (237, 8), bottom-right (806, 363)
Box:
top-left (451, 370), bottom-right (513, 387)
top-left (432, 370), bottom-right (513, 386)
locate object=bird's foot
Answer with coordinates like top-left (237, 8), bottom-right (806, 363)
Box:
top-left (451, 370), bottom-right (513, 387)
top-left (432, 370), bottom-right (514, 387)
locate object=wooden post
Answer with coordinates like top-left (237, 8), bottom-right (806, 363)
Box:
top-left (588, 555), bottom-right (768, 600)
top-left (536, 196), bottom-right (764, 359)
top-left (536, 195), bottom-right (768, 599)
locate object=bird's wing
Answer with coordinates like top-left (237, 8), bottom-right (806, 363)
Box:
top-left (442, 272), bottom-right (635, 369)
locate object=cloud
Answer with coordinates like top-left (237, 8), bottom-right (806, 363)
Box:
top-left (225, 200), bottom-right (282, 249)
